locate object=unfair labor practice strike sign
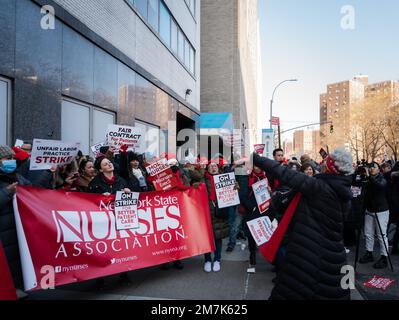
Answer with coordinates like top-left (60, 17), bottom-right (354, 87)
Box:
top-left (247, 216), bottom-right (278, 247)
top-left (214, 173), bottom-right (240, 209)
top-left (29, 139), bottom-right (81, 171)
top-left (115, 192), bottom-right (140, 230)
top-left (106, 124), bottom-right (144, 153)
top-left (252, 179), bottom-right (271, 213)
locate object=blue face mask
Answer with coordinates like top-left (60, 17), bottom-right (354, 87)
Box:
top-left (1, 160), bottom-right (17, 174)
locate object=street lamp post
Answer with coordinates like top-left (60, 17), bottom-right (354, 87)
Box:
top-left (270, 79), bottom-right (298, 129)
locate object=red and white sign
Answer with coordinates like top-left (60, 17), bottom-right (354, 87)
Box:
top-left (0, 241), bottom-right (17, 300)
top-left (363, 276), bottom-right (395, 291)
top-left (115, 192), bottom-right (140, 230)
top-left (13, 185), bottom-right (214, 291)
top-left (90, 141), bottom-right (107, 158)
top-left (254, 144), bottom-right (265, 155)
top-left (247, 217), bottom-right (278, 247)
top-left (213, 173), bottom-right (240, 209)
top-left (252, 179), bottom-right (271, 213)
top-left (30, 139), bottom-right (81, 171)
top-left (146, 159), bottom-right (177, 191)
top-left (271, 117), bottom-right (280, 126)
top-left (107, 124), bottom-right (145, 153)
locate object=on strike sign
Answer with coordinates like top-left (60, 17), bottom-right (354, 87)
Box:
top-left (146, 159), bottom-right (177, 191)
top-left (115, 192), bottom-right (140, 230)
top-left (247, 216), bottom-right (278, 247)
top-left (30, 139), bottom-right (81, 171)
top-left (363, 276), bottom-right (395, 291)
top-left (107, 124), bottom-right (144, 153)
top-left (214, 173), bottom-right (240, 209)
top-left (252, 179), bottom-right (271, 213)
top-left (14, 185), bottom-right (214, 291)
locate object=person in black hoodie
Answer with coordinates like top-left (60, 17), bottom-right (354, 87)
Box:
top-left (253, 148), bottom-right (353, 300)
top-left (359, 162), bottom-right (390, 269)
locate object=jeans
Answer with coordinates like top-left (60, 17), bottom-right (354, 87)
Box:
top-left (364, 210), bottom-right (390, 256)
top-left (227, 206), bottom-right (241, 247)
top-left (204, 238), bottom-right (223, 262)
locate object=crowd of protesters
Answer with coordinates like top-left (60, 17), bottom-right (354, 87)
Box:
top-left (1, 140), bottom-right (399, 300)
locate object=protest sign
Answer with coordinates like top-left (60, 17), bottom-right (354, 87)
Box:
top-left (213, 173), bottom-right (240, 209)
top-left (106, 125), bottom-right (144, 153)
top-left (91, 141), bottom-right (107, 157)
top-left (254, 144), bottom-right (266, 156)
top-left (252, 179), bottom-right (271, 213)
top-left (146, 159), bottom-right (177, 191)
top-left (14, 185), bottom-right (214, 291)
top-left (15, 139), bottom-right (24, 148)
top-left (363, 276), bottom-right (395, 291)
top-left (0, 241), bottom-right (17, 300)
top-left (29, 139), bottom-right (80, 171)
top-left (247, 217), bottom-right (278, 247)
top-left (115, 192), bottom-right (140, 230)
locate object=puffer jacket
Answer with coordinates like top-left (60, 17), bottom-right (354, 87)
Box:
top-left (204, 175), bottom-right (229, 240)
top-left (363, 173), bottom-right (389, 213)
top-left (254, 153), bottom-right (351, 300)
top-left (0, 172), bottom-right (31, 288)
top-left (88, 173), bottom-right (128, 195)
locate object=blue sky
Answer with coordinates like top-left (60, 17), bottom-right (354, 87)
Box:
top-left (257, 0), bottom-right (399, 141)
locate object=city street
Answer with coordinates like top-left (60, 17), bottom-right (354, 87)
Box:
top-left (25, 239), bottom-right (369, 301)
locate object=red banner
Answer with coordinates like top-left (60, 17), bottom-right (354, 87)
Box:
top-left (0, 241), bottom-right (17, 300)
top-left (14, 185), bottom-right (214, 291)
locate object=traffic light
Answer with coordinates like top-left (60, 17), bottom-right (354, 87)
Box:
top-left (330, 124), bottom-right (334, 134)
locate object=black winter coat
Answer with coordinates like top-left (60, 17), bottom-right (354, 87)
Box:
top-left (363, 173), bottom-right (389, 213)
top-left (88, 174), bottom-right (128, 195)
top-left (254, 154), bottom-right (351, 300)
top-left (0, 172), bottom-right (31, 288)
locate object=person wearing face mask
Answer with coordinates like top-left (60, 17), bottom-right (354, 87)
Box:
top-left (0, 145), bottom-right (31, 296)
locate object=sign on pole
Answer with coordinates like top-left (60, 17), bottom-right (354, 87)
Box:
top-left (262, 129), bottom-right (275, 159)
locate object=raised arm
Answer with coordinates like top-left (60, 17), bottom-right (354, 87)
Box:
top-left (253, 153), bottom-right (320, 197)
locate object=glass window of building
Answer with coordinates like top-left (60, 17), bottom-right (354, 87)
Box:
top-left (171, 19), bottom-right (178, 54)
top-left (135, 120), bottom-right (160, 156)
top-left (62, 99), bottom-right (115, 155)
top-left (0, 78), bottom-right (10, 145)
top-left (134, 0), bottom-right (148, 20)
top-left (185, 0), bottom-right (196, 17)
top-left (159, 1), bottom-right (171, 46)
top-left (189, 46), bottom-right (195, 74)
top-left (148, 0), bottom-right (159, 32)
top-left (184, 38), bottom-right (190, 68)
top-left (178, 29), bottom-right (184, 61)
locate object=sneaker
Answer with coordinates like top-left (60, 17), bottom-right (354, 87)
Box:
top-left (173, 260), bottom-right (184, 270)
top-left (213, 261), bottom-right (221, 272)
top-left (345, 247), bottom-right (350, 254)
top-left (373, 256), bottom-right (388, 269)
top-left (226, 246), bottom-right (234, 253)
top-left (359, 251), bottom-right (374, 264)
top-left (204, 261), bottom-right (212, 273)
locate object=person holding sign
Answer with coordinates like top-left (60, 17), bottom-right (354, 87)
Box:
top-left (239, 166), bottom-right (269, 269)
top-left (203, 162), bottom-right (230, 273)
top-left (88, 156), bottom-right (131, 289)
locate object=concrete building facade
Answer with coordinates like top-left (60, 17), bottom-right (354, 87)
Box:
top-left (0, 0), bottom-right (200, 156)
top-left (200, 0), bottom-right (261, 154)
